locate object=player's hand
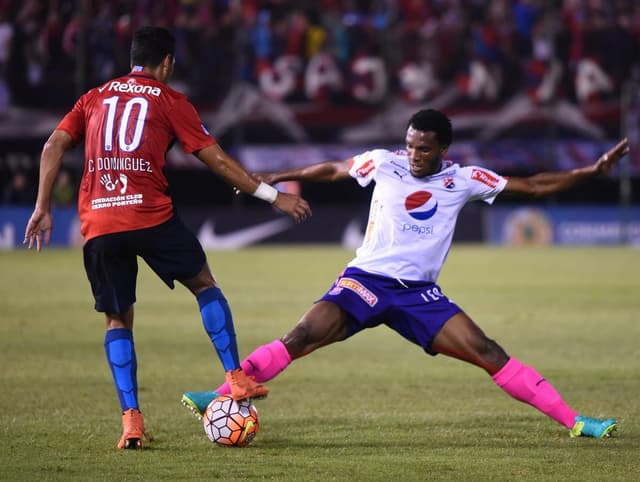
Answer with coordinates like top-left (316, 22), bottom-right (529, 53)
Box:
top-left (272, 192), bottom-right (312, 223)
top-left (23, 208), bottom-right (53, 252)
top-left (595, 138), bottom-right (630, 175)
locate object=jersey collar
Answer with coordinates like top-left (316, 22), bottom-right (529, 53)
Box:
top-left (128, 71), bottom-right (156, 80)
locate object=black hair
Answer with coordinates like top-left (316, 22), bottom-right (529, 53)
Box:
top-left (130, 26), bottom-right (175, 68)
top-left (407, 109), bottom-right (453, 147)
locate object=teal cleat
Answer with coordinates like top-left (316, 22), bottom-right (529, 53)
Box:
top-left (569, 415), bottom-right (617, 439)
top-left (181, 391), bottom-right (220, 420)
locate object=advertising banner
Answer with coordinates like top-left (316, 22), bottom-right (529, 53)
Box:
top-left (0, 207), bottom-right (82, 249)
top-left (1, 203), bottom-right (484, 250)
top-left (486, 205), bottom-right (640, 245)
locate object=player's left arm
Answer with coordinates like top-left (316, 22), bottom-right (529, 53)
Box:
top-left (502, 138), bottom-right (629, 197)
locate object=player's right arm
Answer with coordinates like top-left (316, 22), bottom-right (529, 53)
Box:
top-left (257, 159), bottom-right (353, 185)
top-left (166, 94), bottom-right (311, 222)
top-left (24, 129), bottom-right (75, 251)
top-left (194, 143), bottom-right (312, 223)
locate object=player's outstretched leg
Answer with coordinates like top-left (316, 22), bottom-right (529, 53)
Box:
top-left (570, 416), bottom-right (617, 439)
top-left (181, 391), bottom-right (221, 420)
top-left (181, 340), bottom-right (291, 418)
top-left (492, 358), bottom-right (617, 438)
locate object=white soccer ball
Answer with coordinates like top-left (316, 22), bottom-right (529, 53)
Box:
top-left (203, 395), bottom-right (259, 447)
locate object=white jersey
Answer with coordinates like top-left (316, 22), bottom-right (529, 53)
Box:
top-left (347, 149), bottom-right (508, 282)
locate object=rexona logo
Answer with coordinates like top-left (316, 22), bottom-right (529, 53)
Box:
top-left (405, 190), bottom-right (438, 220)
top-left (107, 80), bottom-right (161, 97)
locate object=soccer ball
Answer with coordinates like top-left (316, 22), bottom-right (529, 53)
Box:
top-left (203, 395), bottom-right (259, 447)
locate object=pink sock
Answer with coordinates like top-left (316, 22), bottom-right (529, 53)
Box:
top-left (492, 357), bottom-right (577, 428)
top-left (215, 340), bottom-right (292, 395)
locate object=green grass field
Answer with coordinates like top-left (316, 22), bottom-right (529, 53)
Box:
top-left (1, 245), bottom-right (639, 481)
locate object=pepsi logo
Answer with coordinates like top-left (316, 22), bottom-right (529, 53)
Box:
top-left (405, 191), bottom-right (438, 220)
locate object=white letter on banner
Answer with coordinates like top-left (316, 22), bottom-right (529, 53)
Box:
top-left (351, 56), bottom-right (387, 103)
top-left (305, 52), bottom-right (343, 101)
top-left (399, 62), bottom-right (439, 102)
top-left (259, 55), bottom-right (303, 100)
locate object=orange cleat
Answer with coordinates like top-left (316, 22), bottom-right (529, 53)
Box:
top-left (226, 368), bottom-right (269, 401)
top-left (117, 408), bottom-right (145, 449)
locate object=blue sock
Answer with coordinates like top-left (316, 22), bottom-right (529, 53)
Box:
top-left (197, 287), bottom-right (240, 371)
top-left (104, 328), bottom-right (139, 411)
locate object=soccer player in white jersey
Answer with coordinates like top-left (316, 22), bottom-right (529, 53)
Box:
top-left (183, 109), bottom-right (629, 438)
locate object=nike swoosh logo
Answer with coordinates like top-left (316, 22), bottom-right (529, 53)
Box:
top-left (197, 218), bottom-right (293, 249)
top-left (98, 84), bottom-right (107, 93)
top-left (239, 420), bottom-right (255, 445)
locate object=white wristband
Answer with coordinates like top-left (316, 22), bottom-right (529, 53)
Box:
top-left (253, 181), bottom-right (278, 204)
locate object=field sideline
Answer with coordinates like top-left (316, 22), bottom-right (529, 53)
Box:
top-left (1, 245), bottom-right (639, 481)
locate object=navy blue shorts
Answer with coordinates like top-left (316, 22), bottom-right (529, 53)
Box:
top-left (319, 267), bottom-right (462, 355)
top-left (83, 215), bottom-right (206, 313)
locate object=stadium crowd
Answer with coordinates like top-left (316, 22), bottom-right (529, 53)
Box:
top-left (1, 0), bottom-right (639, 203)
top-left (0, 0), bottom-right (638, 110)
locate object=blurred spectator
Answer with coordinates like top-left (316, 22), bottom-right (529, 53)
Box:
top-left (0, 0), bottom-right (636, 126)
top-left (512, 0), bottom-right (542, 56)
top-left (89, 3), bottom-right (117, 84)
top-left (0, 9), bottom-right (13, 114)
top-left (52, 169), bottom-right (75, 206)
top-left (3, 171), bottom-right (36, 204)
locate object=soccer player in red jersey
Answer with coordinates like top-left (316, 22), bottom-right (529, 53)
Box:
top-left (23, 26), bottom-right (311, 450)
